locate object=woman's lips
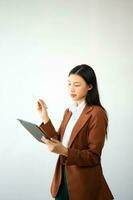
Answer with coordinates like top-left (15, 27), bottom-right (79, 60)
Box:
top-left (71, 94), bottom-right (77, 97)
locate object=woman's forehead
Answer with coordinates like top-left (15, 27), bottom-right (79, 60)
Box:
top-left (68, 74), bottom-right (83, 82)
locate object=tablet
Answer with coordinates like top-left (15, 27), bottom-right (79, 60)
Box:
top-left (17, 119), bottom-right (50, 142)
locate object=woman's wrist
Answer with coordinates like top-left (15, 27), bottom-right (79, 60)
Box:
top-left (42, 116), bottom-right (49, 124)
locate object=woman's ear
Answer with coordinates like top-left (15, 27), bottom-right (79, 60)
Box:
top-left (88, 84), bottom-right (93, 91)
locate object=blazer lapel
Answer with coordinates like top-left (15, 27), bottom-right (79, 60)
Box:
top-left (67, 105), bottom-right (93, 147)
top-left (60, 109), bottom-right (72, 141)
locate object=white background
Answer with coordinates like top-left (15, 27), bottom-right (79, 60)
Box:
top-left (0, 0), bottom-right (133, 199)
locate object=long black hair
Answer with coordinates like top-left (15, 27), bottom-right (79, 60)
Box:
top-left (68, 64), bottom-right (108, 137)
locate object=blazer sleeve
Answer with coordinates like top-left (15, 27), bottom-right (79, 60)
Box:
top-left (39, 109), bottom-right (68, 140)
top-left (39, 119), bottom-right (59, 140)
top-left (65, 108), bottom-right (108, 167)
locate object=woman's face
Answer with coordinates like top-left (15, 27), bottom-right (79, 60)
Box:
top-left (67, 74), bottom-right (92, 103)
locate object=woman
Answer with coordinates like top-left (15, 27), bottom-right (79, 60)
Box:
top-left (37, 64), bottom-right (114, 200)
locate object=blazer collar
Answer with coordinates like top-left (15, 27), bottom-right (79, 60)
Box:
top-left (61, 105), bottom-right (94, 147)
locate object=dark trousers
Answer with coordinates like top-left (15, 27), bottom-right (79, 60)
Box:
top-left (55, 166), bottom-right (69, 200)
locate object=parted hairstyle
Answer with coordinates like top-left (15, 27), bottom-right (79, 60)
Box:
top-left (68, 64), bottom-right (108, 138)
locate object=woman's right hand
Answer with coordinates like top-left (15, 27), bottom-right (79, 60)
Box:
top-left (36, 99), bottom-right (49, 123)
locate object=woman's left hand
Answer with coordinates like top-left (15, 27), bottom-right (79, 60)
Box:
top-left (41, 137), bottom-right (68, 157)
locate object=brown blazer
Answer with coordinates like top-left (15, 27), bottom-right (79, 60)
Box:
top-left (40, 105), bottom-right (114, 200)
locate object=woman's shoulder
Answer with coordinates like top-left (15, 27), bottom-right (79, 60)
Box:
top-left (87, 105), bottom-right (107, 118)
top-left (87, 106), bottom-right (108, 127)
top-left (92, 105), bottom-right (106, 112)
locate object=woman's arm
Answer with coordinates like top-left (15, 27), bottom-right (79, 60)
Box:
top-left (39, 119), bottom-right (59, 140)
top-left (37, 99), bottom-right (60, 140)
top-left (38, 105), bottom-right (69, 141)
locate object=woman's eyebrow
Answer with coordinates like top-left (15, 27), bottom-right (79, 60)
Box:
top-left (67, 80), bottom-right (80, 84)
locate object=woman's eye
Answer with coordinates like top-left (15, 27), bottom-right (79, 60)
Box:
top-left (67, 83), bottom-right (80, 87)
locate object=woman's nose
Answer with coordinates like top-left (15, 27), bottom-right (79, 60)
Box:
top-left (70, 85), bottom-right (75, 92)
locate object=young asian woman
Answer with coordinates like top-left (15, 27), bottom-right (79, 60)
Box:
top-left (37, 64), bottom-right (114, 200)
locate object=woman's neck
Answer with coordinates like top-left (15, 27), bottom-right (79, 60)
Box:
top-left (75, 99), bottom-right (86, 106)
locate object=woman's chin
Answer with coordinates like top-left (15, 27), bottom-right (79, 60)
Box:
top-left (71, 97), bottom-right (80, 102)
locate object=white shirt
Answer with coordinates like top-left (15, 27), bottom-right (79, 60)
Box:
top-left (62, 100), bottom-right (86, 147)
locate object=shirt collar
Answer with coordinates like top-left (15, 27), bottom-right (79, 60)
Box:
top-left (69, 99), bottom-right (86, 113)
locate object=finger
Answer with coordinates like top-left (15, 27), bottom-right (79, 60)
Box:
top-left (50, 138), bottom-right (60, 143)
top-left (38, 99), bottom-right (48, 109)
top-left (42, 137), bottom-right (53, 145)
top-left (38, 99), bottom-right (45, 106)
top-left (37, 101), bottom-right (42, 109)
top-left (41, 136), bottom-right (46, 143)
top-left (41, 136), bottom-right (49, 143)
